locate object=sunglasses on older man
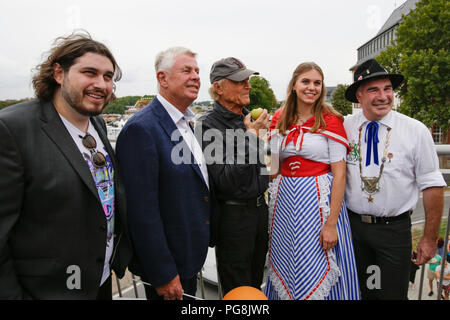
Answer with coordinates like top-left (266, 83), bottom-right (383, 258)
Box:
top-left (79, 133), bottom-right (107, 168)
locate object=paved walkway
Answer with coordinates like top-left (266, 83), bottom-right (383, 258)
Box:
top-left (408, 264), bottom-right (448, 301)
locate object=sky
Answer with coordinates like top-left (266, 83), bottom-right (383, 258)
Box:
top-left (0, 0), bottom-right (405, 102)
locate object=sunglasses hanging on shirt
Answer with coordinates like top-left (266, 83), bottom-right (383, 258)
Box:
top-left (79, 133), bottom-right (107, 168)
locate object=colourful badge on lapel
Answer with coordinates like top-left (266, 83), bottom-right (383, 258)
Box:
top-left (387, 153), bottom-right (393, 163)
top-left (347, 141), bottom-right (360, 163)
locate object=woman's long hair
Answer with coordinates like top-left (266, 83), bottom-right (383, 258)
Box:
top-left (276, 62), bottom-right (342, 135)
top-left (32, 30), bottom-right (122, 102)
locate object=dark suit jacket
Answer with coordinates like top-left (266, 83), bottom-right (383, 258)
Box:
top-left (116, 97), bottom-right (218, 287)
top-left (0, 100), bottom-right (132, 299)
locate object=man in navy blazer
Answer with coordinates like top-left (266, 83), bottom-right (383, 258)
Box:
top-left (116, 47), bottom-right (217, 300)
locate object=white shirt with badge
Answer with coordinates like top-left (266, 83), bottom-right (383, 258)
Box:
top-left (59, 114), bottom-right (115, 286)
top-left (344, 110), bottom-right (446, 217)
top-left (157, 94), bottom-right (209, 189)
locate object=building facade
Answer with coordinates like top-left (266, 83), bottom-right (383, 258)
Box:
top-left (353, 0), bottom-right (419, 68)
top-left (349, 0), bottom-right (449, 177)
top-left (349, 0), bottom-right (449, 145)
top-left (349, 0), bottom-right (419, 113)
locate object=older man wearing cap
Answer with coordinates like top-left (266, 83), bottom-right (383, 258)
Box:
top-left (343, 59), bottom-right (446, 300)
top-left (196, 57), bottom-right (270, 296)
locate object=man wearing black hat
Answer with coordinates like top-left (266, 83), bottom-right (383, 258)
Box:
top-left (195, 57), bottom-right (270, 296)
top-left (343, 59), bottom-right (445, 300)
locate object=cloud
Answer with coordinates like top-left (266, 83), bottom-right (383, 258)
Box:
top-left (0, 55), bottom-right (35, 99)
top-left (0, 0), bottom-right (402, 101)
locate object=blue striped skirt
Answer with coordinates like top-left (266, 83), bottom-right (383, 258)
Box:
top-left (265, 173), bottom-right (360, 300)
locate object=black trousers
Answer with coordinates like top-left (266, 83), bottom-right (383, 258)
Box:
top-left (348, 212), bottom-right (412, 300)
top-left (142, 274), bottom-right (198, 300)
top-left (96, 276), bottom-right (112, 300)
top-left (216, 201), bottom-right (269, 296)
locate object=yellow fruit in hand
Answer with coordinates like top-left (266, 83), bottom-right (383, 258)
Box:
top-left (251, 108), bottom-right (264, 120)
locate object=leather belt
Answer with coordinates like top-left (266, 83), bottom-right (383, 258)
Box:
top-left (347, 209), bottom-right (412, 224)
top-left (223, 194), bottom-right (266, 208)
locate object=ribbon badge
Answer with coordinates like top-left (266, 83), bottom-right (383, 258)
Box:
top-left (347, 141), bottom-right (360, 163)
top-left (364, 121), bottom-right (379, 166)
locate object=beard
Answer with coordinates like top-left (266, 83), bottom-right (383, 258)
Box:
top-left (61, 86), bottom-right (110, 117)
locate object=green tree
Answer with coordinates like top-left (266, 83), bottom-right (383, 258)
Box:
top-left (248, 76), bottom-right (278, 111)
top-left (103, 95), bottom-right (141, 114)
top-left (102, 103), bottom-right (126, 114)
top-left (377, 0), bottom-right (450, 131)
top-left (0, 98), bottom-right (32, 110)
top-left (331, 84), bottom-right (352, 116)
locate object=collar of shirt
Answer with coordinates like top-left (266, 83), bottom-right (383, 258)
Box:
top-left (355, 110), bottom-right (395, 130)
top-left (157, 95), bottom-right (209, 189)
top-left (157, 94), bottom-right (195, 125)
top-left (59, 113), bottom-right (93, 138)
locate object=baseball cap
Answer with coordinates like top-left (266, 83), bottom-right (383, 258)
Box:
top-left (210, 57), bottom-right (259, 84)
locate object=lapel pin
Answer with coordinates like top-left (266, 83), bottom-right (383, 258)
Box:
top-left (387, 153), bottom-right (393, 163)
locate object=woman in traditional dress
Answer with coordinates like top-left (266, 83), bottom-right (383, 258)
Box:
top-left (265, 62), bottom-right (360, 300)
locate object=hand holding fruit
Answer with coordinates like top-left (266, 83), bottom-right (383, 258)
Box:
top-left (251, 107), bottom-right (264, 120)
top-left (244, 107), bottom-right (269, 137)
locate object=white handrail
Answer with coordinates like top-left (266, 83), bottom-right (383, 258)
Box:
top-left (436, 144), bottom-right (450, 156)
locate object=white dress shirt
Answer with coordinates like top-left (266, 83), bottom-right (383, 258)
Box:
top-left (157, 94), bottom-right (209, 189)
top-left (344, 110), bottom-right (446, 217)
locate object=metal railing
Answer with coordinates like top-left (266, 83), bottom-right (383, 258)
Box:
top-left (416, 144), bottom-right (449, 300)
top-left (416, 208), bottom-right (449, 300)
top-left (437, 218), bottom-right (449, 300)
top-left (113, 268), bottom-right (211, 300)
top-left (436, 144), bottom-right (450, 155)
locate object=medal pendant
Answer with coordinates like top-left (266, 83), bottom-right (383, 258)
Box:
top-left (361, 177), bottom-right (379, 203)
top-left (358, 126), bottom-right (391, 205)
top-left (362, 177), bottom-right (379, 194)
